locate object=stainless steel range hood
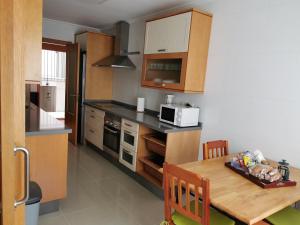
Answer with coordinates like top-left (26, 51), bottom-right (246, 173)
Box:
top-left (93, 21), bottom-right (138, 69)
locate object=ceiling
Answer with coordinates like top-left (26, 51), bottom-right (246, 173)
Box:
top-left (43, 0), bottom-right (196, 28)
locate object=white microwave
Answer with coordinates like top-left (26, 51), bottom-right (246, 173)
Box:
top-left (159, 104), bottom-right (200, 127)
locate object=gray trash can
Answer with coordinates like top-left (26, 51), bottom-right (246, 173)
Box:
top-left (26, 181), bottom-right (42, 225)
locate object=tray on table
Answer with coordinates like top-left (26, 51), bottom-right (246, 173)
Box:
top-left (225, 162), bottom-right (297, 189)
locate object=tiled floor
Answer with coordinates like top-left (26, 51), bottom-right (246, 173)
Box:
top-left (38, 144), bottom-right (164, 225)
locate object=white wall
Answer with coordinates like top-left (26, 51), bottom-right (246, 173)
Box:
top-left (112, 0), bottom-right (300, 167)
top-left (43, 18), bottom-right (100, 42)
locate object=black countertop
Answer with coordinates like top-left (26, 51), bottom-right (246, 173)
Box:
top-left (84, 101), bottom-right (202, 133)
top-left (26, 103), bottom-right (72, 136)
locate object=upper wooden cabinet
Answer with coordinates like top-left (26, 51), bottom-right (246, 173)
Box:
top-left (75, 32), bottom-right (114, 100)
top-left (141, 9), bottom-right (212, 93)
top-left (144, 12), bottom-right (192, 54)
top-left (24, 0), bottom-right (42, 83)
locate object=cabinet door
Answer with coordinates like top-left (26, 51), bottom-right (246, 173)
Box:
top-left (85, 107), bottom-right (105, 149)
top-left (144, 12), bottom-right (192, 54)
top-left (24, 0), bottom-right (42, 83)
top-left (98, 119), bottom-right (104, 149)
top-left (141, 52), bottom-right (188, 92)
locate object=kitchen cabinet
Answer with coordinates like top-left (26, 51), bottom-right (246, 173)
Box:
top-left (75, 32), bottom-right (114, 100)
top-left (26, 133), bottom-right (68, 203)
top-left (85, 106), bottom-right (105, 149)
top-left (141, 9), bottom-right (212, 93)
top-left (136, 125), bottom-right (200, 187)
top-left (24, 0), bottom-right (42, 83)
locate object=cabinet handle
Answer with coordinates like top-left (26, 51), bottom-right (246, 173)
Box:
top-left (90, 115), bottom-right (95, 119)
top-left (14, 147), bottom-right (30, 208)
top-left (124, 123), bottom-right (132, 127)
top-left (158, 49), bottom-right (166, 52)
top-left (89, 129), bottom-right (95, 133)
top-left (104, 126), bottom-right (119, 134)
top-left (123, 149), bottom-right (131, 155)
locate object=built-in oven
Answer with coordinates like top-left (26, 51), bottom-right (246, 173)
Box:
top-left (119, 145), bottom-right (137, 171)
top-left (119, 119), bottom-right (139, 171)
top-left (120, 119), bottom-right (139, 151)
top-left (103, 114), bottom-right (121, 159)
top-left (121, 128), bottom-right (138, 151)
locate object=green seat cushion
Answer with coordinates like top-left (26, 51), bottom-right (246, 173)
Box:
top-left (266, 206), bottom-right (300, 225)
top-left (172, 200), bottom-right (235, 225)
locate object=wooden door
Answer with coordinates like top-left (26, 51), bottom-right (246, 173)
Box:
top-left (144, 12), bottom-right (192, 54)
top-left (24, 0), bottom-right (42, 83)
top-left (65, 43), bottom-right (80, 145)
top-left (1, 0), bottom-right (32, 224)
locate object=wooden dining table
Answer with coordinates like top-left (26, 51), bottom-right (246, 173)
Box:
top-left (178, 155), bottom-right (300, 225)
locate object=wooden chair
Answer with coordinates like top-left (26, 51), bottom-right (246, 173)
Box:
top-left (203, 140), bottom-right (229, 160)
top-left (162, 163), bottom-right (235, 225)
top-left (265, 206), bottom-right (300, 225)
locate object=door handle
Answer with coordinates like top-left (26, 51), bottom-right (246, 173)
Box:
top-left (124, 123), bottom-right (132, 127)
top-left (124, 130), bottom-right (132, 135)
top-left (157, 49), bottom-right (166, 52)
top-left (14, 147), bottom-right (30, 208)
top-left (123, 149), bottom-right (131, 155)
top-left (89, 129), bottom-right (95, 134)
top-left (104, 126), bottom-right (118, 134)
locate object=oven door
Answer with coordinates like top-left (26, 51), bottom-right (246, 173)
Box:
top-left (120, 129), bottom-right (138, 151)
top-left (119, 145), bottom-right (136, 171)
top-left (103, 125), bottom-right (120, 156)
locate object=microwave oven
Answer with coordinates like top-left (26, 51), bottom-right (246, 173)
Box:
top-left (159, 104), bottom-right (199, 127)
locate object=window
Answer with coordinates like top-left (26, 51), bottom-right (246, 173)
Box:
top-left (41, 50), bottom-right (66, 82)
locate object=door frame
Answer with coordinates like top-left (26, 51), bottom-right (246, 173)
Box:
top-left (65, 43), bottom-right (80, 145)
top-left (42, 38), bottom-right (71, 52)
top-left (41, 38), bottom-right (80, 145)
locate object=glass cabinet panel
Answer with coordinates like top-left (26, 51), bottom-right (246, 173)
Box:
top-left (144, 58), bottom-right (182, 85)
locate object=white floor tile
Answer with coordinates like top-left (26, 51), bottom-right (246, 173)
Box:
top-left (38, 210), bottom-right (69, 225)
top-left (40, 144), bottom-right (164, 225)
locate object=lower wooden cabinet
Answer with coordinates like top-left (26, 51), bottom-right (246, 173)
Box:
top-left (85, 106), bottom-right (105, 149)
top-left (26, 133), bottom-right (68, 203)
top-left (136, 125), bottom-right (200, 187)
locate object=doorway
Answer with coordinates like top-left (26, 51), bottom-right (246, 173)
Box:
top-left (42, 38), bottom-right (80, 145)
top-left (41, 38), bottom-right (70, 120)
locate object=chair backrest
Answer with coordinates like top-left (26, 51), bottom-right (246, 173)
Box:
top-left (203, 140), bottom-right (228, 160)
top-left (163, 163), bottom-right (210, 225)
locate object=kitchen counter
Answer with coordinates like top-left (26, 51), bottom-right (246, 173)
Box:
top-left (84, 101), bottom-right (202, 133)
top-left (26, 103), bottom-right (72, 136)
top-left (25, 103), bottom-right (70, 206)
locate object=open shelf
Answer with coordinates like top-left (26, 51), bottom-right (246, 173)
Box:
top-left (136, 124), bottom-right (201, 189)
top-left (139, 155), bottom-right (164, 170)
top-left (139, 155), bottom-right (164, 187)
top-left (137, 170), bottom-right (162, 187)
top-left (143, 133), bottom-right (166, 156)
top-left (137, 131), bottom-right (167, 187)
